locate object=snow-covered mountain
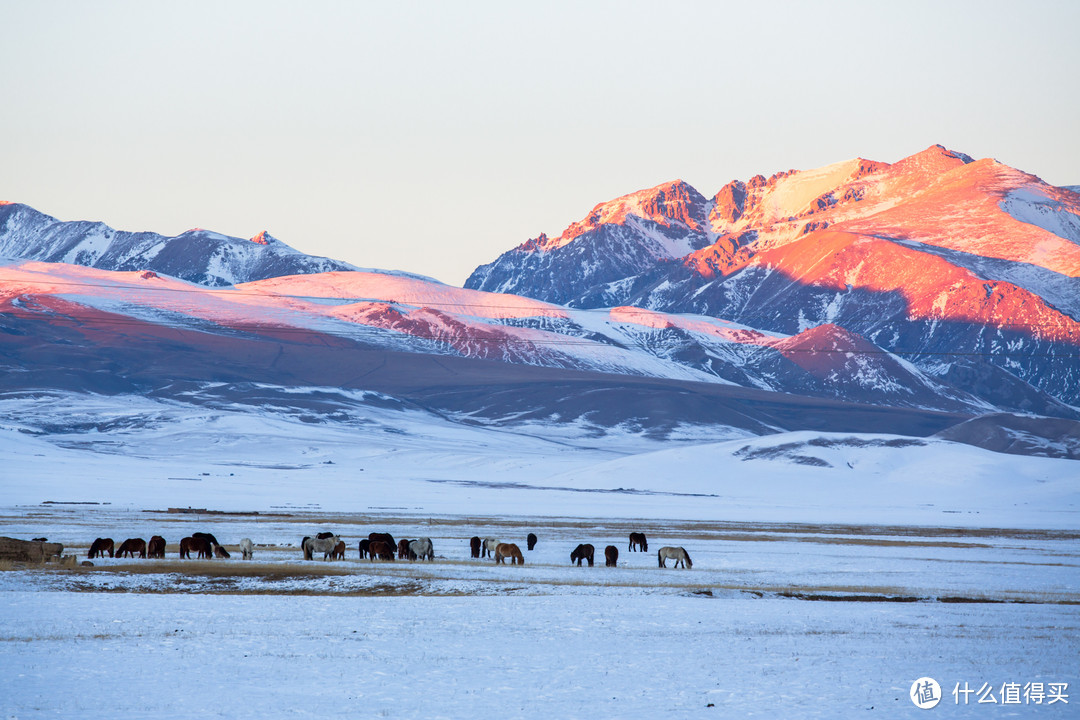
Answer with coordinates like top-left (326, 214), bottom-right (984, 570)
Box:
top-left (466, 146), bottom-right (1080, 409)
top-left (0, 202), bottom-right (359, 286)
top-left (3, 146), bottom-right (1080, 458)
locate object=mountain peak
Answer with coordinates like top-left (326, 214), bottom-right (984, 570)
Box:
top-left (250, 231), bottom-right (275, 245)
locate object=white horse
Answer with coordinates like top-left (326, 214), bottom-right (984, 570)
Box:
top-left (239, 538), bottom-right (254, 560)
top-left (481, 538), bottom-right (500, 559)
top-left (409, 538), bottom-right (434, 561)
top-left (658, 546), bottom-right (692, 569)
top-left (302, 535), bottom-right (341, 561)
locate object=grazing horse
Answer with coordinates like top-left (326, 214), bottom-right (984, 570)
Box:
top-left (409, 538), bottom-right (434, 561)
top-left (570, 543), bottom-right (595, 567)
top-left (469, 536), bottom-right (482, 559)
top-left (527, 533), bottom-right (537, 551)
top-left (330, 541), bottom-right (346, 560)
top-left (192, 532), bottom-right (220, 551)
top-left (180, 536), bottom-right (212, 559)
top-left (605, 545), bottom-right (619, 567)
top-left (357, 539), bottom-right (370, 559)
top-left (302, 535), bottom-right (340, 561)
top-left (658, 546), bottom-right (692, 569)
top-left (368, 540), bottom-right (394, 561)
top-left (368, 532), bottom-right (395, 550)
top-left (147, 536), bottom-right (166, 559)
top-left (494, 543), bottom-right (524, 565)
top-left (116, 538), bottom-right (147, 559)
top-left (397, 539), bottom-right (413, 560)
top-left (481, 538), bottom-right (500, 559)
top-left (239, 538), bottom-right (254, 560)
top-left (88, 538), bottom-right (114, 559)
top-left (628, 532), bottom-right (648, 552)
top-left (214, 545), bottom-right (231, 559)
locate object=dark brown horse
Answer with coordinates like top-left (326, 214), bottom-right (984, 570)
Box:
top-left (180, 536), bottom-right (212, 559)
top-left (357, 539), bottom-right (371, 559)
top-left (368, 532), bottom-right (395, 551)
top-left (628, 532), bottom-right (648, 552)
top-left (571, 543), bottom-right (595, 567)
top-left (495, 543), bottom-right (524, 565)
top-left (116, 538), bottom-right (147, 558)
top-left (330, 541), bottom-right (346, 560)
top-left (368, 541), bottom-right (394, 561)
top-left (397, 539), bottom-right (412, 560)
top-left (470, 536), bottom-right (482, 558)
top-left (316, 532), bottom-right (336, 540)
top-left (88, 537), bottom-right (114, 559)
top-left (147, 535), bottom-right (166, 559)
top-left (605, 545), bottom-right (619, 567)
top-left (527, 533), bottom-right (537, 551)
top-left (214, 545), bottom-right (231, 558)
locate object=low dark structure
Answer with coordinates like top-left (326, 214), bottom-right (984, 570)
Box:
top-left (0, 537), bottom-right (64, 563)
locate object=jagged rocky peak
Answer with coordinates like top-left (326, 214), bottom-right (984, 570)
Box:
top-left (711, 180), bottom-right (747, 224)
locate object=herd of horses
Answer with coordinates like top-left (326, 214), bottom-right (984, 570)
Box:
top-left (82, 529), bottom-right (692, 569)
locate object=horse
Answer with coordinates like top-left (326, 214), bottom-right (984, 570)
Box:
top-left (605, 545), bottom-right (619, 567)
top-left (397, 539), bottom-right (413, 560)
top-left (180, 536), bottom-right (212, 559)
top-left (469, 536), bottom-right (482, 558)
top-left (88, 537), bottom-right (114, 559)
top-left (316, 532), bottom-right (336, 540)
top-left (658, 546), bottom-right (692, 569)
top-left (628, 532), bottom-right (648, 552)
top-left (570, 543), bottom-right (595, 567)
top-left (192, 532), bottom-right (220, 550)
top-left (368, 532), bottom-right (395, 550)
top-left (494, 543), bottom-right (524, 565)
top-left (214, 545), bottom-right (231, 559)
top-left (330, 541), bottom-right (346, 560)
top-left (409, 538), bottom-right (434, 561)
top-left (358, 539), bottom-right (370, 559)
top-left (239, 538), bottom-right (254, 560)
top-left (482, 538), bottom-right (500, 559)
top-left (368, 540), bottom-right (394, 561)
top-left (115, 538), bottom-right (146, 559)
top-left (302, 535), bottom-right (340, 561)
top-left (147, 535), bottom-right (166, 559)
top-left (527, 533), bottom-right (537, 551)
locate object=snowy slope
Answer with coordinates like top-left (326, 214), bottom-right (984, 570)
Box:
top-left (0, 202), bottom-right (364, 286)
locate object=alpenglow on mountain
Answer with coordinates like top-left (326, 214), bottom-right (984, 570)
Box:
top-left (466, 145), bottom-right (1080, 411)
top-left (2, 145), bottom-right (1080, 458)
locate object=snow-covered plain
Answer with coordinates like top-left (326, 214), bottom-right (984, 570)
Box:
top-left (1, 393), bottom-right (1078, 718)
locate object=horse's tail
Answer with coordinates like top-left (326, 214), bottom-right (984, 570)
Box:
top-left (658, 549), bottom-right (663, 568)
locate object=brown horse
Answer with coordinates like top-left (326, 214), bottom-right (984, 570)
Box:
top-left (88, 537), bottom-right (114, 559)
top-left (397, 538), bottom-right (412, 560)
top-left (368, 541), bottom-right (395, 561)
top-left (628, 532), bottom-right (648, 552)
top-left (527, 533), bottom-right (537, 551)
top-left (571, 543), bottom-right (595, 567)
top-left (470, 536), bottom-right (482, 558)
top-left (330, 541), bottom-right (346, 560)
top-left (147, 536), bottom-right (166, 559)
top-left (495, 543), bottom-right (524, 565)
top-left (605, 545), bottom-right (619, 567)
top-left (316, 532), bottom-right (336, 540)
top-left (368, 532), bottom-right (395, 550)
top-left (214, 545), bottom-right (231, 558)
top-left (116, 538), bottom-right (147, 558)
top-left (179, 536), bottom-right (212, 559)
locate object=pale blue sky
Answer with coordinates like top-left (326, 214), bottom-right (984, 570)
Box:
top-left (3, 1), bottom-right (1078, 285)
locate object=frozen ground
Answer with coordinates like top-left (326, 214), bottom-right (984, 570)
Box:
top-left (1, 396), bottom-right (1078, 717)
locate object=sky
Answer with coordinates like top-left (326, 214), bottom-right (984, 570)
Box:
top-left (3, 1), bottom-right (1078, 286)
